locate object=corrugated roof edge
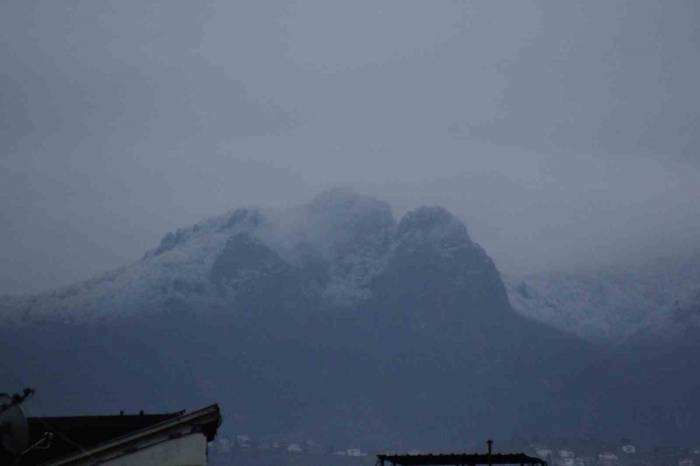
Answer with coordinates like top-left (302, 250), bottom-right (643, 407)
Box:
top-left (376, 453), bottom-right (547, 466)
top-left (41, 403), bottom-right (221, 466)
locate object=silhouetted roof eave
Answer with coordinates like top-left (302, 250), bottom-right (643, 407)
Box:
top-left (26, 404), bottom-right (221, 466)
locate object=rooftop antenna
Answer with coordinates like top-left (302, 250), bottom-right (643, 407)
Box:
top-left (0, 388), bottom-right (33, 458)
top-left (487, 439), bottom-right (493, 466)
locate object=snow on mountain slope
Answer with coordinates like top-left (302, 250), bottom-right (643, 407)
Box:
top-left (5, 186), bottom-right (698, 345)
top-left (0, 189), bottom-right (402, 323)
top-left (0, 208), bottom-right (239, 323)
top-left (506, 256), bottom-right (700, 342)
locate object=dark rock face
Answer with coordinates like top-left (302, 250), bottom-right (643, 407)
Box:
top-left (151, 228), bottom-right (189, 257)
top-left (211, 233), bottom-right (292, 290)
top-left (378, 206), bottom-right (510, 335)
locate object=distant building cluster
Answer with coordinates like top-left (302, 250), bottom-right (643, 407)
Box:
top-left (207, 435), bottom-right (700, 466)
top-left (530, 442), bottom-right (699, 466)
top-left (208, 432), bottom-right (369, 463)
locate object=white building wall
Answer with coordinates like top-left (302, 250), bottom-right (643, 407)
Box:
top-left (100, 433), bottom-right (208, 466)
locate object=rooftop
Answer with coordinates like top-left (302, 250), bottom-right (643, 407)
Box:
top-left (4, 404), bottom-right (221, 466)
top-left (377, 453), bottom-right (548, 466)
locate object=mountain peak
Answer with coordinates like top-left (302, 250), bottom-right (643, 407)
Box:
top-left (307, 188), bottom-right (394, 227)
top-left (0, 191), bottom-right (491, 322)
top-left (397, 206), bottom-right (470, 247)
top-left (308, 187), bottom-right (372, 208)
top-left (291, 189), bottom-right (395, 256)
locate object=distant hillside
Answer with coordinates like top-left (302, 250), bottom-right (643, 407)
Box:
top-left (506, 256), bottom-right (700, 343)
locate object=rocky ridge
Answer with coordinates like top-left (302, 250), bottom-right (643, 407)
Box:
top-left (0, 189), bottom-right (497, 325)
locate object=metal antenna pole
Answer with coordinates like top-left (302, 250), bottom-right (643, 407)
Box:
top-left (487, 439), bottom-right (493, 466)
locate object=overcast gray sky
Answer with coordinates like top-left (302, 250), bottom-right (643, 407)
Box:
top-left (1, 0), bottom-right (699, 294)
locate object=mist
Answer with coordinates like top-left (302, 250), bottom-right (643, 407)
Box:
top-left (1, 0), bottom-right (699, 294)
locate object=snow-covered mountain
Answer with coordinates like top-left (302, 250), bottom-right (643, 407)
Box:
top-left (1, 188), bottom-right (516, 330)
top-left (0, 189), bottom-right (399, 323)
top-left (506, 257), bottom-right (700, 343)
top-left (3, 189), bottom-right (700, 447)
top-left (0, 189), bottom-right (611, 447)
top-left (5, 187), bottom-right (697, 344)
